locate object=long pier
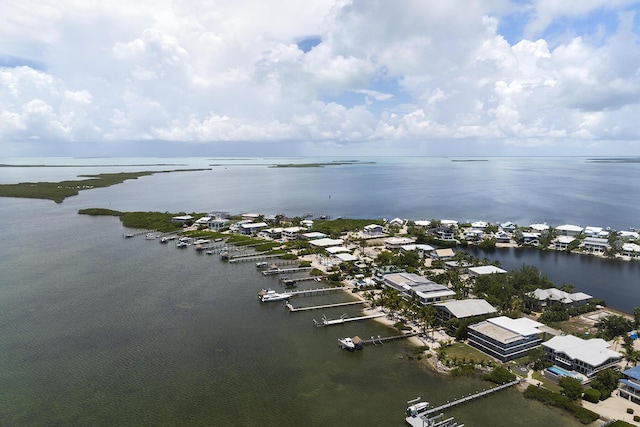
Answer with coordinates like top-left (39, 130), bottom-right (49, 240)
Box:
top-left (313, 313), bottom-right (385, 327)
top-left (229, 253), bottom-right (281, 263)
top-left (287, 287), bottom-right (345, 297)
top-left (362, 332), bottom-right (418, 345)
top-left (286, 300), bottom-right (366, 312)
top-left (421, 379), bottom-right (522, 416)
top-left (262, 267), bottom-right (313, 276)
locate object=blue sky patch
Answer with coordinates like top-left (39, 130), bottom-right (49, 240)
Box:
top-left (296, 36), bottom-right (322, 53)
top-left (0, 54), bottom-right (46, 71)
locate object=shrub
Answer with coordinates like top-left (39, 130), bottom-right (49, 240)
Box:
top-left (634, 415), bottom-right (640, 422)
top-left (582, 388), bottom-right (601, 403)
top-left (627, 408), bottom-right (634, 414)
top-left (484, 366), bottom-right (516, 384)
top-left (523, 385), bottom-right (599, 424)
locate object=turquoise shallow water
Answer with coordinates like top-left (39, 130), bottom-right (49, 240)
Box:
top-left (2, 156), bottom-right (632, 425)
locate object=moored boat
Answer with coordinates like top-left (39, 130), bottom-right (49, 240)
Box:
top-left (258, 289), bottom-right (291, 302)
top-left (338, 337), bottom-right (356, 351)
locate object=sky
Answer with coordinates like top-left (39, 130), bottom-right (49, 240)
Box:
top-left (1, 0), bottom-right (640, 157)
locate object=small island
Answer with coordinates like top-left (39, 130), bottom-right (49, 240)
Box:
top-left (0, 169), bottom-right (210, 203)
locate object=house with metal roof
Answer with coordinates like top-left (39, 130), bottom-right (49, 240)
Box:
top-left (382, 272), bottom-right (455, 305)
top-left (556, 224), bottom-right (584, 236)
top-left (620, 366), bottom-right (640, 405)
top-left (468, 265), bottom-right (507, 277)
top-left (542, 335), bottom-right (621, 378)
top-left (581, 237), bottom-right (610, 254)
top-left (467, 316), bottom-right (545, 362)
top-left (553, 235), bottom-right (576, 251)
top-left (621, 243), bottom-right (640, 259)
top-left (526, 288), bottom-right (592, 309)
top-left (384, 237), bottom-right (416, 249)
top-left (431, 248), bottom-right (455, 260)
top-left (435, 299), bottom-right (497, 322)
top-left (363, 224), bottom-right (384, 235)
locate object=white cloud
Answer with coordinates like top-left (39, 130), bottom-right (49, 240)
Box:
top-left (0, 0), bottom-right (639, 154)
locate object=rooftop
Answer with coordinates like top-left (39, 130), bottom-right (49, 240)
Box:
top-left (543, 335), bottom-right (622, 366)
top-left (435, 299), bottom-right (497, 319)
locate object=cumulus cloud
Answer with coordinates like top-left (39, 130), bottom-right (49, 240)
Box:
top-left (0, 0), bottom-right (639, 154)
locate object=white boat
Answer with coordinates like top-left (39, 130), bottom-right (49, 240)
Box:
top-left (338, 337), bottom-right (356, 351)
top-left (256, 261), bottom-right (268, 268)
top-left (145, 232), bottom-right (156, 240)
top-left (176, 241), bottom-right (188, 248)
top-left (258, 289), bottom-right (291, 302)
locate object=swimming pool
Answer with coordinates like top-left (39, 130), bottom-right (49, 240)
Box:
top-left (547, 365), bottom-right (583, 381)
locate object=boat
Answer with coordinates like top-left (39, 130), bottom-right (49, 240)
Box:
top-left (256, 261), bottom-right (268, 268)
top-left (206, 250), bottom-right (214, 255)
top-left (258, 289), bottom-right (291, 302)
top-left (280, 277), bottom-right (297, 287)
top-left (214, 237), bottom-right (224, 242)
top-left (160, 236), bottom-right (169, 244)
top-left (176, 241), bottom-right (188, 248)
top-left (338, 337), bottom-right (356, 351)
top-left (124, 233), bottom-right (134, 238)
top-left (145, 232), bottom-right (156, 240)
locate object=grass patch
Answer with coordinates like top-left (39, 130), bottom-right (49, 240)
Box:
top-left (444, 342), bottom-right (493, 364)
top-left (531, 371), bottom-right (562, 393)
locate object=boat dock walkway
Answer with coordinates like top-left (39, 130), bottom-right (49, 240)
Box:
top-left (313, 313), bottom-right (385, 327)
top-left (287, 287), bottom-right (344, 297)
top-left (229, 253), bottom-right (281, 263)
top-left (417, 379), bottom-right (522, 418)
top-left (262, 267), bottom-right (313, 276)
top-left (286, 300), bottom-right (366, 312)
top-left (362, 332), bottom-right (418, 345)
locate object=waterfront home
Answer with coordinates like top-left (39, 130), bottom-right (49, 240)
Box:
top-left (400, 244), bottom-right (435, 258)
top-left (441, 219), bottom-right (459, 228)
top-left (495, 230), bottom-right (511, 243)
top-left (363, 224), bottom-right (384, 236)
top-left (282, 226), bottom-right (304, 241)
top-left (619, 230), bottom-right (640, 241)
top-left (414, 220), bottom-right (431, 228)
top-left (467, 316), bottom-right (545, 362)
top-left (553, 235), bottom-right (576, 251)
top-left (526, 288), bottom-right (592, 309)
top-left (467, 265), bottom-right (507, 277)
top-left (239, 222), bottom-right (268, 235)
top-left (431, 226), bottom-right (456, 241)
top-left (388, 217), bottom-right (405, 227)
top-left (500, 221), bottom-right (516, 231)
top-left (334, 253), bottom-right (358, 263)
top-left (522, 232), bottom-right (541, 246)
top-left (434, 299), bottom-right (497, 323)
top-left (260, 227), bottom-right (283, 239)
top-left (301, 231), bottom-right (326, 240)
top-left (542, 335), bottom-right (622, 378)
top-left (530, 223), bottom-right (550, 232)
top-left (556, 224), bottom-right (584, 236)
top-left (309, 238), bottom-right (344, 248)
top-left (171, 215), bottom-right (194, 224)
top-left (384, 237), bottom-right (416, 250)
top-left (581, 237), bottom-right (610, 254)
top-left (208, 217), bottom-right (230, 230)
top-left (584, 226), bottom-right (608, 238)
top-left (194, 216), bottom-right (211, 227)
top-left (619, 366), bottom-right (640, 405)
top-left (471, 221), bottom-right (488, 229)
top-left (621, 243), bottom-right (640, 259)
top-left (241, 213), bottom-right (262, 221)
top-left (431, 248), bottom-right (455, 260)
top-left (301, 219), bottom-right (314, 228)
top-left (382, 272), bottom-right (455, 304)
top-left (464, 228), bottom-right (484, 241)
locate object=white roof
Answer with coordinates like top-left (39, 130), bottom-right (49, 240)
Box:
top-left (335, 253), bottom-right (358, 262)
top-left (414, 220), bottom-right (431, 227)
top-left (401, 244), bottom-right (435, 252)
top-left (325, 246), bottom-right (351, 254)
top-left (529, 288), bottom-right (592, 303)
top-left (583, 237), bottom-right (609, 246)
top-left (556, 236), bottom-right (575, 244)
top-left (471, 221), bottom-right (488, 228)
top-left (584, 226), bottom-right (603, 234)
top-left (301, 232), bottom-right (326, 239)
top-left (441, 219), bottom-right (458, 226)
top-left (623, 243), bottom-right (640, 252)
top-left (435, 299), bottom-right (497, 319)
top-left (543, 335), bottom-right (621, 367)
top-left (557, 224), bottom-right (584, 232)
top-left (468, 265), bottom-right (507, 275)
top-left (487, 316), bottom-right (544, 337)
top-left (310, 238), bottom-right (344, 247)
top-left (465, 229), bottom-right (484, 236)
top-left (241, 222), bottom-right (268, 229)
top-left (530, 223), bottom-right (549, 231)
top-left (364, 224), bottom-right (383, 230)
top-left (389, 217), bottom-right (404, 225)
top-left (195, 216), bottom-right (211, 224)
top-left (282, 226), bottom-right (303, 233)
top-left (619, 231), bottom-right (640, 239)
top-left (385, 237), bottom-right (416, 245)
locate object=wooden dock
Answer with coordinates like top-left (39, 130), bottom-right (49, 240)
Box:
top-left (313, 313), bottom-right (385, 327)
top-left (228, 253), bottom-right (281, 263)
top-left (286, 300), bottom-right (366, 312)
top-left (404, 378), bottom-right (522, 426)
top-left (286, 287), bottom-right (345, 297)
top-left (362, 332), bottom-right (418, 345)
top-left (262, 267), bottom-right (313, 276)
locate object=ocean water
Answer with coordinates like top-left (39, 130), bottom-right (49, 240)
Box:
top-left (1, 156), bottom-right (637, 426)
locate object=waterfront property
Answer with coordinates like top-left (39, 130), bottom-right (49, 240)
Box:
top-left (467, 316), bottom-right (545, 362)
top-left (431, 248), bottom-right (455, 260)
top-left (400, 244), bottom-right (435, 258)
top-left (382, 272), bottom-right (455, 304)
top-left (619, 366), bottom-right (640, 405)
top-left (526, 288), bottom-right (592, 309)
top-left (621, 243), bottom-right (640, 259)
top-left (384, 237), bottom-right (416, 249)
top-left (581, 237), bottom-right (610, 254)
top-left (467, 265), bottom-right (507, 277)
top-left (553, 235), bottom-right (576, 251)
top-left (542, 335), bottom-right (622, 378)
top-left (434, 299), bottom-right (497, 323)
top-left (556, 224), bottom-right (584, 236)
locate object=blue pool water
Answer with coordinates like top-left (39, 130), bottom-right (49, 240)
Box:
top-left (548, 365), bottom-right (582, 380)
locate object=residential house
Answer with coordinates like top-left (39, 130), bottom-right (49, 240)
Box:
top-left (621, 243), bottom-right (640, 259)
top-left (471, 221), bottom-right (488, 229)
top-left (495, 230), bottom-right (512, 243)
top-left (388, 218), bottom-right (405, 227)
top-left (208, 218), bottom-right (230, 230)
top-left (382, 272), bottom-right (455, 305)
top-left (431, 227), bottom-right (455, 241)
top-left (530, 223), bottom-right (550, 232)
top-left (435, 299), bottom-right (497, 323)
top-left (522, 232), bottom-right (541, 246)
top-left (239, 222), bottom-right (268, 235)
top-left (384, 237), bottom-right (416, 250)
top-left (500, 221), bottom-right (517, 232)
top-left (465, 228), bottom-right (484, 241)
top-left (282, 226), bottom-right (303, 241)
top-left (553, 236), bottom-right (576, 251)
top-left (467, 316), bottom-right (545, 362)
top-left (241, 213), bottom-right (262, 221)
top-left (440, 219), bottom-right (459, 228)
top-left (309, 238), bottom-right (344, 248)
top-left (556, 224), bottom-right (584, 236)
top-left (260, 227), bottom-right (282, 239)
top-left (619, 231), bottom-right (640, 241)
top-left (526, 288), bottom-right (592, 309)
top-left (301, 231), bottom-right (326, 240)
top-left (581, 237), bottom-right (609, 254)
top-left (194, 216), bottom-right (211, 227)
top-left (584, 226), bottom-right (607, 238)
top-left (542, 335), bottom-right (622, 378)
top-left (468, 266), bottom-right (507, 277)
top-left (364, 224), bottom-right (384, 236)
top-left (431, 248), bottom-right (455, 260)
top-left (620, 366), bottom-right (640, 405)
top-left (414, 220), bottom-right (431, 228)
top-left (171, 215), bottom-right (194, 224)
top-left (400, 244), bottom-right (435, 258)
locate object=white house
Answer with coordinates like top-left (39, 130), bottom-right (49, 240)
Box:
top-left (543, 335), bottom-right (622, 378)
top-left (553, 235), bottom-right (576, 251)
top-left (384, 237), bottom-right (416, 250)
top-left (501, 221), bottom-right (517, 231)
top-left (382, 272), bottom-right (455, 304)
top-left (530, 223), bottom-right (550, 232)
top-left (527, 288), bottom-right (592, 308)
top-left (171, 215), bottom-right (194, 224)
top-left (621, 243), bottom-right (640, 259)
top-left (363, 224), bottom-right (384, 235)
top-left (240, 222), bottom-right (268, 235)
top-left (619, 231), bottom-right (640, 241)
top-left (471, 221), bottom-right (488, 229)
top-left (282, 226), bottom-right (304, 241)
top-left (468, 266), bottom-right (507, 276)
top-left (465, 229), bottom-right (484, 241)
top-left (522, 232), bottom-right (541, 246)
top-left (581, 237), bottom-right (609, 254)
top-left (468, 316), bottom-right (545, 362)
top-left (556, 224), bottom-right (584, 236)
top-left (208, 218), bottom-right (230, 230)
top-left (435, 299), bottom-right (497, 322)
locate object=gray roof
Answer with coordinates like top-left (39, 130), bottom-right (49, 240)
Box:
top-left (543, 335), bottom-right (621, 366)
top-left (529, 288), bottom-right (592, 303)
top-left (435, 299), bottom-right (497, 319)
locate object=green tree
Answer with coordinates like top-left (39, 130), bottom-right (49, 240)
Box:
top-left (559, 376), bottom-right (584, 401)
top-left (633, 307), bottom-right (640, 329)
top-left (590, 368), bottom-right (622, 400)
